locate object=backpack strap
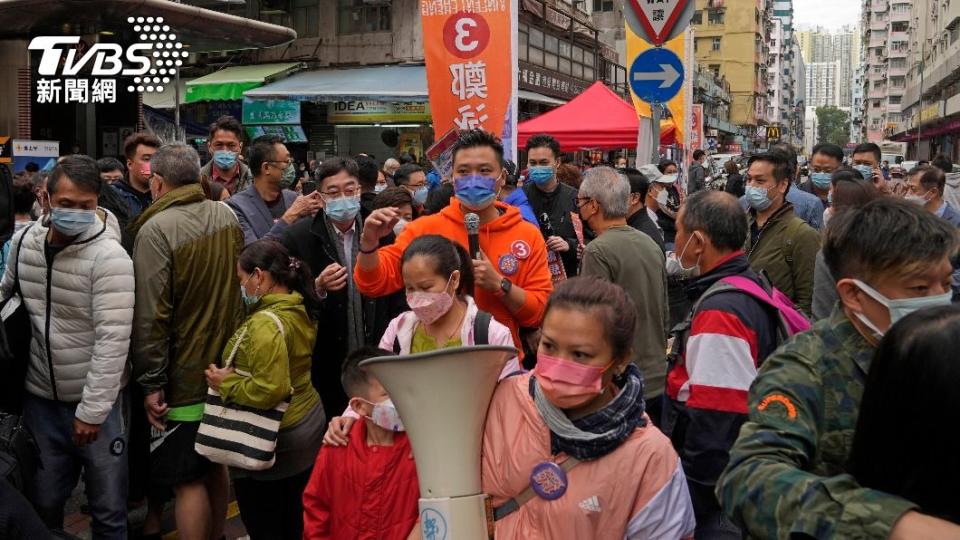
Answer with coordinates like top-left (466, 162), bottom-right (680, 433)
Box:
top-left (720, 275), bottom-right (777, 309)
top-left (473, 310), bottom-right (492, 346)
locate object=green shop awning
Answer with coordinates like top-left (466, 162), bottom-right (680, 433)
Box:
top-left (186, 63), bottom-right (303, 103)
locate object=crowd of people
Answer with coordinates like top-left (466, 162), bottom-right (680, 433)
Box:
top-left (1, 116), bottom-right (959, 540)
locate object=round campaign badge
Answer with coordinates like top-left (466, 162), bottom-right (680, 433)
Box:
top-left (110, 437), bottom-right (125, 456)
top-left (510, 240), bottom-right (531, 260)
top-left (498, 253), bottom-right (519, 276)
top-left (529, 461), bottom-right (568, 500)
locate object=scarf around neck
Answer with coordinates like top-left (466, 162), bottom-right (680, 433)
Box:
top-left (529, 364), bottom-right (647, 461)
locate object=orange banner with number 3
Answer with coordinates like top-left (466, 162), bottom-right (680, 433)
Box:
top-left (420, 0), bottom-right (517, 156)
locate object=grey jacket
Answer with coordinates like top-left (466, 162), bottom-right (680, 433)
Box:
top-left (1, 210), bottom-right (134, 424)
top-left (226, 185), bottom-right (299, 246)
top-left (687, 162), bottom-right (707, 194)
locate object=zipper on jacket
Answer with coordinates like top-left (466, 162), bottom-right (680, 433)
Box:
top-left (44, 248), bottom-right (59, 402)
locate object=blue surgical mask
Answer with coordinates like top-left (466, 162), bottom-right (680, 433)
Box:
top-left (852, 279), bottom-right (953, 339)
top-left (412, 185), bottom-right (429, 205)
top-left (213, 150), bottom-right (238, 170)
top-left (854, 165), bottom-right (873, 180)
top-left (745, 185), bottom-right (773, 211)
top-left (374, 184), bottom-right (387, 193)
top-left (324, 195), bottom-right (361, 223)
top-left (527, 166), bottom-right (555, 187)
top-left (455, 174), bottom-right (498, 210)
top-left (811, 172), bottom-right (832, 190)
top-left (240, 274), bottom-right (261, 306)
top-left (49, 207), bottom-right (97, 236)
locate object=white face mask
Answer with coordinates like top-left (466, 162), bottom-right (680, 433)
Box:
top-left (393, 218), bottom-right (408, 236)
top-left (665, 232), bottom-right (701, 278)
top-left (851, 279), bottom-right (953, 340)
top-left (655, 188), bottom-right (669, 206)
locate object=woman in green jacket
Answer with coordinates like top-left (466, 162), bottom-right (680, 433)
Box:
top-left (205, 239), bottom-right (324, 540)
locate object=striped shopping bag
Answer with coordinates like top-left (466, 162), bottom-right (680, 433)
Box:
top-left (195, 311), bottom-right (290, 471)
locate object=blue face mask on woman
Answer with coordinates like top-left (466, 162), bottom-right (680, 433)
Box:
top-left (324, 195), bottom-right (361, 223)
top-left (213, 150), bottom-right (238, 170)
top-left (455, 174), bottom-right (498, 210)
top-left (811, 171), bottom-right (832, 190)
top-left (527, 166), bottom-right (555, 186)
top-left (50, 207), bottom-right (97, 236)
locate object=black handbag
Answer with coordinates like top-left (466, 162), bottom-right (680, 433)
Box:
top-left (0, 412), bottom-right (39, 493)
top-left (0, 225), bottom-right (34, 414)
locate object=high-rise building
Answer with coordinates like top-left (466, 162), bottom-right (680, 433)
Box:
top-left (860, 0), bottom-right (911, 142)
top-left (768, 0), bottom-right (804, 146)
top-left (797, 25), bottom-right (859, 107)
top-left (693, 0), bottom-right (772, 150)
top-left (806, 61), bottom-right (843, 108)
top-left (897, 0), bottom-right (960, 159)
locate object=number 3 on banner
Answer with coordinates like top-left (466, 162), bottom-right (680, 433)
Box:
top-left (443, 12), bottom-right (491, 59)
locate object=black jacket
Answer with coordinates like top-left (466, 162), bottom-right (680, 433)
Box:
top-left (724, 173), bottom-right (745, 198)
top-left (627, 208), bottom-right (665, 252)
top-left (281, 210), bottom-right (406, 415)
top-left (523, 182), bottom-right (580, 276)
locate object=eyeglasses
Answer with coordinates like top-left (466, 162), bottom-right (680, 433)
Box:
top-left (321, 186), bottom-right (361, 200)
top-left (575, 196), bottom-right (593, 207)
top-left (267, 159), bottom-right (294, 167)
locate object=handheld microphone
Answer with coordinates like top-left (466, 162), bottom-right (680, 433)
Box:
top-left (465, 212), bottom-right (481, 260)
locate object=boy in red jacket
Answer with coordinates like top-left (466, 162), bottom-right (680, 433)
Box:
top-left (302, 347), bottom-right (420, 540)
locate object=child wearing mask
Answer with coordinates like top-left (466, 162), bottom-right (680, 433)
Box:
top-left (323, 235), bottom-right (520, 446)
top-left (302, 347), bottom-right (420, 540)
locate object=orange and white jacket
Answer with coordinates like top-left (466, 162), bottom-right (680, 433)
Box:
top-left (482, 374), bottom-right (696, 539)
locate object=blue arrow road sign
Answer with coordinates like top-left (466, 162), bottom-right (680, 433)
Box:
top-left (629, 47), bottom-right (684, 104)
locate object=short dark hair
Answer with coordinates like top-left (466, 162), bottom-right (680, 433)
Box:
top-left (657, 159), bottom-right (677, 174)
top-left (930, 154), bottom-right (953, 175)
top-left (524, 134), bottom-right (561, 159)
top-left (341, 347), bottom-right (393, 398)
top-left (692, 149), bottom-right (705, 160)
top-left (12, 178), bottom-right (36, 214)
top-left (619, 167), bottom-right (650, 200)
top-left (830, 166), bottom-right (880, 211)
top-left (811, 142), bottom-right (845, 163)
top-left (424, 182), bottom-right (455, 215)
top-left (747, 152), bottom-right (793, 184)
top-left (681, 190), bottom-right (747, 252)
top-left (123, 132), bottom-right (161, 160)
top-left (451, 129), bottom-right (504, 164)
top-left (398, 153), bottom-right (416, 165)
top-left (770, 143), bottom-right (799, 177)
top-left (402, 235), bottom-right (475, 296)
top-left (823, 197), bottom-right (959, 284)
top-left (49, 154), bottom-right (102, 196)
top-left (913, 165), bottom-right (947, 195)
top-left (248, 135), bottom-right (284, 177)
top-left (393, 164), bottom-right (424, 186)
top-left (852, 143), bottom-right (882, 164)
top-left (24, 162), bottom-right (39, 173)
top-left (355, 155), bottom-right (379, 190)
top-left (545, 276), bottom-right (637, 362)
top-left (208, 115), bottom-right (243, 143)
top-left (208, 181), bottom-right (227, 201)
top-left (850, 304), bottom-right (960, 524)
top-left (373, 186), bottom-right (414, 211)
top-left (316, 157), bottom-right (359, 188)
top-left (97, 157), bottom-right (125, 175)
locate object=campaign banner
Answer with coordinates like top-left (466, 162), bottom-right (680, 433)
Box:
top-left (690, 104), bottom-right (703, 151)
top-left (420, 0), bottom-right (518, 158)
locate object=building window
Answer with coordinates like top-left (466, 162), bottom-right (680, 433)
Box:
top-left (338, 0), bottom-right (391, 34)
top-left (692, 10), bottom-right (702, 24)
top-left (709, 64), bottom-right (721, 78)
top-left (712, 37), bottom-right (721, 51)
top-left (293, 0), bottom-right (320, 38)
top-left (593, 0), bottom-right (614, 11)
top-left (708, 9), bottom-right (725, 25)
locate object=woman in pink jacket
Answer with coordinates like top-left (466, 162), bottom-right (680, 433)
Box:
top-left (482, 276), bottom-right (696, 539)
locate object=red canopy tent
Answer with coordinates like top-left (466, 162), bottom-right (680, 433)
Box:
top-left (517, 81), bottom-right (675, 151)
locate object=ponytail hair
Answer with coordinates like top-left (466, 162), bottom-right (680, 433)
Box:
top-left (401, 234), bottom-right (475, 297)
top-left (239, 239), bottom-right (321, 318)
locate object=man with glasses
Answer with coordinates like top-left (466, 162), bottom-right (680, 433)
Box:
top-left (282, 157), bottom-right (385, 415)
top-left (227, 135), bottom-right (323, 246)
top-left (393, 163), bottom-right (429, 212)
top-left (200, 115), bottom-right (254, 195)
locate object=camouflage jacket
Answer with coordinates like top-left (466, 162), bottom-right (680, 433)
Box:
top-left (716, 306), bottom-right (917, 539)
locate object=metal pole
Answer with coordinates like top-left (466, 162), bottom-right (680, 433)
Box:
top-left (917, 40), bottom-right (924, 160)
top-left (651, 102), bottom-right (661, 164)
top-left (174, 0), bottom-right (182, 142)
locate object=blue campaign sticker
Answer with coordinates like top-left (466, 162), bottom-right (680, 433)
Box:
top-left (420, 507), bottom-right (448, 540)
top-left (529, 461), bottom-right (568, 500)
top-left (498, 253), bottom-right (520, 276)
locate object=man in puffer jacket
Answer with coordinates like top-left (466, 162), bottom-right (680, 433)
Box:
top-left (0, 155), bottom-right (134, 539)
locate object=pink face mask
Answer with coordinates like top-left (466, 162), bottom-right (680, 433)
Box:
top-left (140, 161), bottom-right (151, 178)
top-left (535, 353), bottom-right (613, 409)
top-left (406, 275), bottom-right (454, 325)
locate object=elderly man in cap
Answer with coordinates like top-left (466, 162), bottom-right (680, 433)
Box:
top-left (638, 163), bottom-right (679, 236)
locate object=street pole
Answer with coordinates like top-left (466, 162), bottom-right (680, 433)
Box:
top-left (917, 40), bottom-right (924, 160)
top-left (174, 0), bottom-right (182, 142)
top-left (651, 102), bottom-right (660, 164)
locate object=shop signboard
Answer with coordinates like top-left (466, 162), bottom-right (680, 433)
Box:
top-left (420, 0), bottom-right (519, 158)
top-left (242, 98), bottom-right (301, 125)
top-left (327, 101), bottom-right (432, 124)
top-left (11, 139), bottom-right (59, 173)
top-left (690, 104), bottom-right (703, 150)
top-left (519, 63), bottom-right (587, 101)
top-left (244, 125), bottom-right (307, 143)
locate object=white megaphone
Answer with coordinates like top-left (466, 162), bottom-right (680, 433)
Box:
top-left (360, 345), bottom-right (516, 540)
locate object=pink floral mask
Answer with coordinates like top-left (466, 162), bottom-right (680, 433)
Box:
top-left (406, 275), bottom-right (454, 325)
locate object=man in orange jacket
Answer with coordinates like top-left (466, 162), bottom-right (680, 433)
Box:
top-left (355, 130), bottom-right (553, 347)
